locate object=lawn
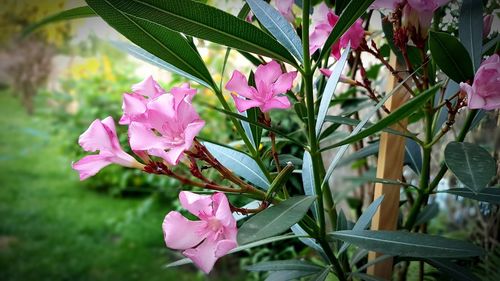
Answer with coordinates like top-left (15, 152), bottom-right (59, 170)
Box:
top-left (0, 93), bottom-right (226, 281)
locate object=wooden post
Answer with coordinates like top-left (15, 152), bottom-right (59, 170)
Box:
top-left (367, 53), bottom-right (409, 279)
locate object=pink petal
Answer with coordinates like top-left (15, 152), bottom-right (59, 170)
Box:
top-left (128, 122), bottom-right (165, 151)
top-left (183, 239), bottom-right (219, 274)
top-left (320, 68), bottom-right (332, 77)
top-left (162, 211), bottom-right (207, 250)
top-left (132, 75), bottom-right (165, 98)
top-left (309, 27), bottom-right (331, 54)
top-left (179, 191), bottom-right (213, 218)
top-left (119, 93), bottom-right (147, 125)
top-left (255, 61), bottom-right (282, 92)
top-left (461, 82), bottom-right (485, 109)
top-left (272, 71), bottom-right (297, 95)
top-left (78, 118), bottom-right (114, 152)
top-left (231, 94), bottom-right (263, 112)
top-left (183, 238), bottom-right (237, 274)
top-left (483, 94), bottom-right (500, 110)
top-left (171, 83), bottom-right (197, 109)
top-left (261, 96), bottom-right (291, 112)
top-left (72, 154), bottom-right (111, 180)
top-left (147, 94), bottom-right (176, 121)
top-left (370, 0), bottom-right (402, 9)
top-left (213, 193), bottom-right (236, 228)
top-left (312, 3), bottom-right (330, 23)
top-left (225, 71), bottom-right (255, 99)
top-left (275, 0), bottom-right (294, 22)
top-left (183, 120), bottom-right (205, 150)
top-left (156, 145), bottom-right (186, 165)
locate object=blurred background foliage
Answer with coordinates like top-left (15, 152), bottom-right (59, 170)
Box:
top-left (0, 0), bottom-right (499, 280)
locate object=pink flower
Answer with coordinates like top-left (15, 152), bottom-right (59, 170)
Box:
top-left (460, 54), bottom-right (500, 110)
top-left (119, 75), bottom-right (165, 125)
top-left (163, 191), bottom-right (237, 273)
top-left (370, 0), bottom-right (403, 9)
top-left (72, 116), bottom-right (142, 180)
top-left (226, 61), bottom-right (296, 112)
top-left (483, 15), bottom-right (493, 39)
top-left (128, 83), bottom-right (204, 165)
top-left (275, 0), bottom-right (295, 22)
top-left (309, 3), bottom-right (364, 59)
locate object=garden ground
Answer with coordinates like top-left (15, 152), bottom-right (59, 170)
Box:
top-left (0, 92), bottom-right (214, 281)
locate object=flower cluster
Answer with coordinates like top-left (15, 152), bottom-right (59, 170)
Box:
top-left (461, 54), bottom-right (500, 110)
top-left (309, 3), bottom-right (365, 59)
top-left (73, 63), bottom-right (296, 272)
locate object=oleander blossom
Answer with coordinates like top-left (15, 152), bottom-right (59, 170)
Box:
top-left (163, 191), bottom-right (237, 273)
top-left (72, 116), bottom-right (142, 180)
top-left (460, 54), bottom-right (500, 110)
top-left (128, 83), bottom-right (204, 165)
top-left (309, 3), bottom-right (364, 59)
top-left (275, 0), bottom-right (295, 22)
top-left (226, 61), bottom-right (297, 112)
top-left (119, 75), bottom-right (165, 125)
top-left (371, 0), bottom-right (449, 37)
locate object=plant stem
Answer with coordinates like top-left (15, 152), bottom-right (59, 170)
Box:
top-left (405, 109), bottom-right (478, 229)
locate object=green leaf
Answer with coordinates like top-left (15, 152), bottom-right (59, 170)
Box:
top-left (290, 224), bottom-right (324, 255)
top-left (459, 0), bottom-right (484, 71)
top-left (23, 6), bottom-right (96, 36)
top-left (199, 102), bottom-right (302, 146)
top-left (415, 203), bottom-right (439, 226)
top-left (338, 142), bottom-right (378, 167)
top-left (426, 259), bottom-right (480, 281)
top-left (330, 230), bottom-right (484, 258)
top-left (324, 84), bottom-right (440, 150)
top-left (405, 139), bottom-right (422, 175)
top-left (444, 142), bottom-right (496, 192)
top-left (323, 115), bottom-right (416, 139)
top-left (317, 0), bottom-right (374, 62)
top-left (302, 151), bottom-right (318, 220)
top-left (316, 45), bottom-right (351, 136)
top-left (86, 0), bottom-right (215, 88)
top-left (203, 141), bottom-right (270, 189)
top-left (265, 270), bottom-right (317, 281)
top-left (238, 196), bottom-right (316, 244)
top-left (441, 188), bottom-right (500, 204)
top-left (322, 66), bottom-right (424, 186)
top-left (351, 273), bottom-right (387, 281)
top-left (338, 195), bottom-right (384, 254)
top-left (429, 31), bottom-right (474, 83)
top-left (245, 260), bottom-right (323, 272)
top-left (265, 163), bottom-right (295, 200)
top-left (112, 41), bottom-right (211, 88)
top-left (247, 0), bottom-right (303, 62)
top-left (89, 0), bottom-right (297, 65)
top-left (310, 267), bottom-right (331, 281)
top-left (165, 233), bottom-right (301, 268)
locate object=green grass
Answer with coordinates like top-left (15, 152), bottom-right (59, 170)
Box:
top-left (0, 93), bottom-right (225, 281)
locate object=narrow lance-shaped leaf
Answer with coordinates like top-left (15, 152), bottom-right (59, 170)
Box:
top-left (238, 196), bottom-right (316, 244)
top-left (247, 0), bottom-right (303, 62)
top-left (86, 0), bottom-right (215, 89)
top-left (302, 151), bottom-right (318, 220)
top-left (316, 44), bottom-right (351, 137)
top-left (166, 233), bottom-right (301, 268)
top-left (266, 271), bottom-right (318, 281)
top-left (318, 0), bottom-right (374, 62)
top-left (245, 260), bottom-right (323, 272)
top-left (444, 142), bottom-right (496, 192)
top-left (426, 259), bottom-right (480, 281)
top-left (322, 66), bottom-right (424, 186)
top-left (429, 31), bottom-right (474, 83)
top-left (87, 0), bottom-right (297, 65)
top-left (23, 6), bottom-right (96, 36)
top-left (323, 84), bottom-right (440, 150)
top-left (459, 0), bottom-right (484, 71)
top-left (112, 41), bottom-right (211, 88)
top-left (404, 139), bottom-right (422, 175)
top-left (203, 141), bottom-right (270, 189)
top-left (338, 195), bottom-right (384, 254)
top-left (441, 188), bottom-right (500, 205)
top-left (330, 230), bottom-right (484, 258)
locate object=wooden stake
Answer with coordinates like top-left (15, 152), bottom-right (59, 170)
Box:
top-left (367, 53), bottom-right (409, 279)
